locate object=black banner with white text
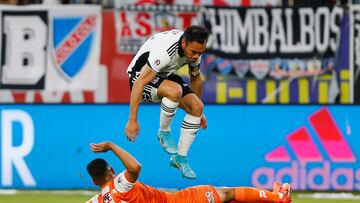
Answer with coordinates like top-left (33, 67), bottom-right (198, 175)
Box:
top-left (201, 6), bottom-right (343, 59)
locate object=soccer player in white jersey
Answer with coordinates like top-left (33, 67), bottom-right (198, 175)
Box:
top-left (125, 26), bottom-right (209, 179)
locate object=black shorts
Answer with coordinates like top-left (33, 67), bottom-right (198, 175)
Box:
top-left (129, 73), bottom-right (194, 102)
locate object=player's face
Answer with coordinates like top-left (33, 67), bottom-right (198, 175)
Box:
top-left (182, 39), bottom-right (206, 63)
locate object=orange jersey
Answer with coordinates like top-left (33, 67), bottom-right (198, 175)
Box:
top-left (87, 171), bottom-right (220, 203)
top-left (167, 185), bottom-right (220, 203)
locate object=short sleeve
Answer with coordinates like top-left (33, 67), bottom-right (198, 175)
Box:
top-left (113, 171), bottom-right (135, 193)
top-left (147, 49), bottom-right (171, 73)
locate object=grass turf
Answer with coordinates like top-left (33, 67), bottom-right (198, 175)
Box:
top-left (0, 191), bottom-right (359, 202)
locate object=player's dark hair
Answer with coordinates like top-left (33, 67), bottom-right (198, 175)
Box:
top-left (87, 158), bottom-right (109, 178)
top-left (183, 25), bottom-right (209, 44)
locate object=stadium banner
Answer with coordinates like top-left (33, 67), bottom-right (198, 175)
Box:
top-left (114, 4), bottom-right (199, 53)
top-left (199, 6), bottom-right (351, 104)
top-left (0, 105), bottom-right (359, 191)
top-left (109, 0), bottom-right (279, 7)
top-left (351, 5), bottom-right (360, 103)
top-left (0, 5), bottom-right (101, 99)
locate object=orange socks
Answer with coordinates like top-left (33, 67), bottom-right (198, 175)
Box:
top-left (234, 187), bottom-right (280, 202)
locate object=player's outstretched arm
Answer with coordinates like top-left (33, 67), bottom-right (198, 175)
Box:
top-left (125, 65), bottom-right (157, 142)
top-left (90, 141), bottom-right (142, 182)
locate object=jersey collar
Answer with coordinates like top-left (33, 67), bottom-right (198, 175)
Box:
top-left (177, 35), bottom-right (185, 57)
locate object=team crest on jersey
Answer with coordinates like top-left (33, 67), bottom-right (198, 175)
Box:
top-left (52, 15), bottom-right (97, 80)
top-left (154, 59), bottom-right (161, 66)
top-left (103, 192), bottom-right (112, 203)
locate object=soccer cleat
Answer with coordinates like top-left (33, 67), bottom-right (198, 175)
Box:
top-left (170, 154), bottom-right (196, 179)
top-left (157, 130), bottom-right (177, 155)
top-left (273, 181), bottom-right (282, 193)
top-left (278, 183), bottom-right (292, 203)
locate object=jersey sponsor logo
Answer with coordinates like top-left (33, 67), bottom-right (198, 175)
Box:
top-left (151, 77), bottom-right (160, 84)
top-left (205, 191), bottom-right (215, 203)
top-left (259, 190), bottom-right (267, 198)
top-left (252, 107), bottom-right (360, 190)
top-left (53, 15), bottom-right (97, 80)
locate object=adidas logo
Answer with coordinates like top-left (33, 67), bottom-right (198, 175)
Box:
top-left (251, 107), bottom-right (360, 191)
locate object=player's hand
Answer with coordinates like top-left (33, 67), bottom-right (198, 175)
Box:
top-left (90, 141), bottom-right (112, 153)
top-left (200, 114), bottom-right (207, 129)
top-left (125, 119), bottom-right (140, 142)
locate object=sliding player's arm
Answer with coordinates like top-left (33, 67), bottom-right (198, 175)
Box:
top-left (90, 141), bottom-right (142, 182)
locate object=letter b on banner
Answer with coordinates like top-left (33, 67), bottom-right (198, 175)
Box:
top-left (1, 11), bottom-right (47, 89)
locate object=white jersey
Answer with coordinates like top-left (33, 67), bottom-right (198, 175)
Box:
top-left (126, 29), bottom-right (201, 77)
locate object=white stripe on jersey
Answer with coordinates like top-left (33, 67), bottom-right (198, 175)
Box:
top-left (113, 171), bottom-right (135, 193)
top-left (144, 85), bottom-right (152, 92)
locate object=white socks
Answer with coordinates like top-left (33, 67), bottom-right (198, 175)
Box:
top-left (177, 114), bottom-right (201, 156)
top-left (160, 97), bottom-right (179, 132)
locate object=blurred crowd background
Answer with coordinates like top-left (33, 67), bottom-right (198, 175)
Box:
top-left (0, 0), bottom-right (355, 7)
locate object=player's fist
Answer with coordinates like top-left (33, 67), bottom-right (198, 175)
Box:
top-left (125, 119), bottom-right (140, 142)
top-left (200, 114), bottom-right (207, 129)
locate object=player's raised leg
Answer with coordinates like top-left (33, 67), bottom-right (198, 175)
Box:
top-left (170, 93), bottom-right (203, 179)
top-left (222, 182), bottom-right (292, 203)
top-left (157, 80), bottom-right (182, 155)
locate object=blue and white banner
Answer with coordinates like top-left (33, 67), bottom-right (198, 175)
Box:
top-left (0, 5), bottom-right (101, 91)
top-left (0, 105), bottom-right (359, 191)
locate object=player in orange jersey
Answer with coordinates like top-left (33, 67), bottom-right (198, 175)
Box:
top-left (86, 141), bottom-right (291, 203)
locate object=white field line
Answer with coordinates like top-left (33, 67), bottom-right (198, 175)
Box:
top-left (298, 192), bottom-right (360, 200)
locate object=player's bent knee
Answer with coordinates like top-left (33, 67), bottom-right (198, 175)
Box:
top-left (191, 101), bottom-right (203, 116)
top-left (214, 187), bottom-right (234, 202)
top-left (160, 84), bottom-right (182, 101)
top-left (167, 87), bottom-right (182, 101)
